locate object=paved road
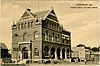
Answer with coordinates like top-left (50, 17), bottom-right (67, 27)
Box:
top-left (1, 64), bottom-right (99, 66)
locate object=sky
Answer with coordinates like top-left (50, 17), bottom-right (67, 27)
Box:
top-left (0, 0), bottom-right (100, 49)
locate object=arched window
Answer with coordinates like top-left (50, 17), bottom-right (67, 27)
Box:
top-left (21, 23), bottom-right (23, 29)
top-left (53, 23), bottom-right (56, 29)
top-left (14, 34), bottom-right (18, 42)
top-left (67, 49), bottom-right (70, 58)
top-left (31, 21), bottom-right (33, 27)
top-left (24, 22), bottom-right (27, 28)
top-left (44, 46), bottom-right (49, 56)
top-left (50, 22), bottom-right (51, 28)
top-left (18, 24), bottom-right (21, 29)
top-left (57, 35), bottom-right (59, 42)
top-left (34, 31), bottom-right (39, 40)
top-left (52, 33), bottom-right (54, 42)
top-left (57, 25), bottom-right (58, 30)
top-left (34, 48), bottom-right (39, 56)
top-left (28, 22), bottom-right (30, 28)
top-left (55, 36), bottom-right (57, 42)
top-left (23, 32), bottom-right (27, 41)
top-left (45, 31), bottom-right (48, 41)
top-left (52, 23), bottom-right (54, 29)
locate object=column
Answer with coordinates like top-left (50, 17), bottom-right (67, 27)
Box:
top-left (19, 52), bottom-right (22, 59)
top-left (28, 51), bottom-right (30, 59)
top-left (65, 50), bottom-right (67, 59)
top-left (48, 49), bottom-right (51, 58)
top-left (55, 50), bottom-right (57, 60)
top-left (60, 50), bottom-right (62, 59)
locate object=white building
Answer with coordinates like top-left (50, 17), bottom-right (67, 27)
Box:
top-left (72, 47), bottom-right (85, 61)
top-left (72, 46), bottom-right (91, 62)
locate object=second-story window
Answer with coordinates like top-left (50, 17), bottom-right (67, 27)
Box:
top-left (24, 22), bottom-right (27, 28)
top-left (23, 32), bottom-right (27, 41)
top-left (49, 22), bottom-right (51, 28)
top-left (57, 35), bottom-right (60, 42)
top-left (34, 31), bottom-right (39, 40)
top-left (55, 36), bottom-right (57, 42)
top-left (18, 24), bottom-right (20, 29)
top-left (52, 33), bottom-right (54, 42)
top-left (52, 23), bottom-right (53, 29)
top-left (45, 31), bottom-right (48, 41)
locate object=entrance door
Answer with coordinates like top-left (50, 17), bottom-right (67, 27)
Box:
top-left (22, 47), bottom-right (28, 59)
top-left (22, 51), bottom-right (28, 59)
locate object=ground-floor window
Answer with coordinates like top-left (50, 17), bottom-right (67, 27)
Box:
top-left (34, 48), bottom-right (39, 56)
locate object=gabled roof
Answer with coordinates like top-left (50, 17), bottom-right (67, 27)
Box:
top-left (30, 10), bottom-right (50, 19)
top-left (19, 8), bottom-right (58, 21)
top-left (21, 11), bottom-right (31, 17)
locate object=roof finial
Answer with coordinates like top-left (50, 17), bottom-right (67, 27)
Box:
top-left (26, 8), bottom-right (31, 11)
top-left (13, 21), bottom-right (15, 25)
top-left (51, 6), bottom-right (53, 9)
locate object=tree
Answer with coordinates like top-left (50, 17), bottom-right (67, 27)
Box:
top-left (85, 47), bottom-right (91, 49)
top-left (76, 44), bottom-right (85, 48)
top-left (91, 47), bottom-right (99, 52)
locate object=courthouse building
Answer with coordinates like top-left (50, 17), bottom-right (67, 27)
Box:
top-left (12, 8), bottom-right (71, 60)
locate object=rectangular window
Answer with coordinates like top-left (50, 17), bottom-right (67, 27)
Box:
top-left (13, 48), bottom-right (18, 51)
top-left (35, 52), bottom-right (39, 56)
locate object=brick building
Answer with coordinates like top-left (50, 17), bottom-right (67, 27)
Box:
top-left (12, 8), bottom-right (71, 61)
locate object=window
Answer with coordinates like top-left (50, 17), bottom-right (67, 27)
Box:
top-left (44, 46), bottom-right (49, 56)
top-left (50, 22), bottom-right (51, 28)
top-left (34, 31), bottom-right (39, 40)
top-left (13, 48), bottom-right (18, 51)
top-left (31, 21), bottom-right (33, 27)
top-left (52, 23), bottom-right (53, 29)
top-left (55, 36), bottom-right (57, 42)
top-left (57, 35), bottom-right (60, 42)
top-left (57, 25), bottom-right (59, 31)
top-left (28, 22), bottom-right (30, 28)
top-left (23, 32), bottom-right (27, 41)
top-left (45, 31), bottom-right (48, 41)
top-left (24, 22), bottom-right (27, 28)
top-left (52, 33), bottom-right (54, 42)
top-left (45, 20), bottom-right (49, 28)
top-left (34, 48), bottom-right (39, 56)
top-left (21, 23), bottom-right (23, 29)
top-left (53, 23), bottom-right (56, 29)
top-left (18, 24), bottom-right (21, 29)
top-left (67, 49), bottom-right (70, 57)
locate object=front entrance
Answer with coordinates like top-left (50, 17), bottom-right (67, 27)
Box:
top-left (22, 51), bottom-right (28, 59)
top-left (22, 47), bottom-right (28, 59)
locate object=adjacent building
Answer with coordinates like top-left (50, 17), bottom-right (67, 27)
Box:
top-left (72, 46), bottom-right (91, 62)
top-left (12, 8), bottom-right (71, 61)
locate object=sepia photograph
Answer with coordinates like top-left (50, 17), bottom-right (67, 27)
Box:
top-left (0, 0), bottom-right (99, 66)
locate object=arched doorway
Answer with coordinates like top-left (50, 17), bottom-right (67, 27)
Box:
top-left (43, 46), bottom-right (49, 59)
top-left (51, 47), bottom-right (55, 59)
top-left (67, 49), bottom-right (69, 58)
top-left (57, 47), bottom-right (60, 59)
top-left (62, 48), bottom-right (65, 59)
top-left (22, 47), bottom-right (28, 59)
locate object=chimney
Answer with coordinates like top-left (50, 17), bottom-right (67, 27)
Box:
top-left (27, 8), bottom-right (31, 11)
